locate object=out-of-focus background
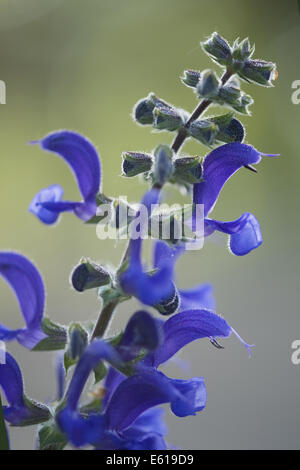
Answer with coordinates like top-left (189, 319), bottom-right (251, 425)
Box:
top-left (0, 0), bottom-right (299, 450)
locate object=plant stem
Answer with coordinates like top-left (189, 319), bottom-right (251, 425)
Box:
top-left (171, 69), bottom-right (232, 154)
top-left (0, 393), bottom-right (9, 450)
top-left (91, 68), bottom-right (255, 341)
top-left (91, 299), bottom-right (119, 340)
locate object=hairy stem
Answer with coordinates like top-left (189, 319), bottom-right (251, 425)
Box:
top-left (171, 69), bottom-right (232, 154)
top-left (91, 299), bottom-right (119, 340)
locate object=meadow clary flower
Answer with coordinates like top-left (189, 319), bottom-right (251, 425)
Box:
top-left (120, 189), bottom-right (184, 309)
top-left (0, 252), bottom-right (46, 349)
top-left (29, 131), bottom-right (101, 224)
top-left (0, 352), bottom-right (50, 426)
top-left (193, 142), bottom-right (278, 255)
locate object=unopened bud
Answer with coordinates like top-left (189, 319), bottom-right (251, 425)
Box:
top-left (133, 97), bottom-right (154, 125)
top-left (69, 323), bottom-right (88, 360)
top-left (173, 156), bottom-right (203, 184)
top-left (209, 113), bottom-right (245, 143)
top-left (122, 152), bottom-right (153, 177)
top-left (181, 69), bottom-right (201, 88)
top-left (154, 284), bottom-right (180, 316)
top-left (196, 70), bottom-right (220, 99)
top-left (71, 258), bottom-right (111, 292)
top-left (153, 106), bottom-right (184, 131)
top-left (153, 144), bottom-right (174, 186)
top-left (201, 32), bottom-right (232, 66)
top-left (239, 59), bottom-right (277, 87)
top-left (188, 119), bottom-right (218, 146)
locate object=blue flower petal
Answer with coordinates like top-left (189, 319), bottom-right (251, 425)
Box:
top-left (57, 340), bottom-right (121, 447)
top-left (205, 212), bottom-right (262, 255)
top-left (0, 253), bottom-right (46, 349)
top-left (0, 353), bottom-right (28, 425)
top-left (57, 407), bottom-right (106, 448)
top-left (30, 131), bottom-right (101, 223)
top-left (106, 369), bottom-right (206, 432)
top-left (28, 184), bottom-right (64, 225)
top-left (194, 143), bottom-right (266, 217)
top-left (121, 191), bottom-right (183, 306)
top-left (119, 310), bottom-right (163, 361)
top-left (179, 283), bottom-right (216, 311)
top-left (145, 309), bottom-right (232, 367)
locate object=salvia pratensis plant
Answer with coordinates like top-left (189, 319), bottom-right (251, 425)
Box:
top-left (0, 32), bottom-right (278, 450)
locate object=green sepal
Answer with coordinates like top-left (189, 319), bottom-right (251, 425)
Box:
top-left (172, 156), bottom-right (203, 184)
top-left (94, 361), bottom-right (107, 384)
top-left (122, 152), bottom-right (153, 177)
top-left (64, 323), bottom-right (89, 373)
top-left (85, 193), bottom-right (112, 225)
top-left (33, 317), bottom-right (67, 352)
top-left (11, 396), bottom-right (51, 427)
top-left (38, 420), bottom-right (67, 450)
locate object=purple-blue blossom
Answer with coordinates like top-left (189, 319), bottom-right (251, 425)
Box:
top-left (29, 131), bottom-right (101, 224)
top-left (193, 142), bottom-right (278, 255)
top-left (0, 253), bottom-right (46, 349)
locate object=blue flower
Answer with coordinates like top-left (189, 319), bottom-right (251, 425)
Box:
top-left (0, 352), bottom-right (50, 426)
top-left (29, 131), bottom-right (101, 224)
top-left (0, 252), bottom-right (46, 349)
top-left (193, 142), bottom-right (278, 255)
top-left (120, 190), bottom-right (184, 308)
top-left (56, 309), bottom-right (252, 449)
top-left (153, 240), bottom-right (216, 312)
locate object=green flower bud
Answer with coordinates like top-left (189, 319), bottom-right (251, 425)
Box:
top-left (153, 106), bottom-right (184, 131)
top-left (201, 32), bottom-right (232, 66)
top-left (207, 113), bottom-right (244, 143)
top-left (181, 69), bottom-right (201, 88)
top-left (153, 144), bottom-right (174, 186)
top-left (188, 119), bottom-right (218, 146)
top-left (148, 93), bottom-right (173, 110)
top-left (239, 59), bottom-right (277, 87)
top-left (133, 97), bottom-right (154, 125)
top-left (71, 258), bottom-right (111, 292)
top-left (218, 84), bottom-right (241, 105)
top-left (231, 93), bottom-right (253, 115)
top-left (69, 323), bottom-right (88, 361)
top-left (122, 152), bottom-right (153, 177)
top-left (196, 70), bottom-right (220, 99)
top-left (232, 38), bottom-right (255, 61)
top-left (173, 156), bottom-right (203, 184)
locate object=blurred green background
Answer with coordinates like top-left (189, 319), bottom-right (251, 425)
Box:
top-left (0, 0), bottom-right (299, 449)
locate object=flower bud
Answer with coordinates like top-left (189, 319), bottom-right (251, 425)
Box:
top-left (201, 32), bottom-right (232, 66)
top-left (232, 38), bottom-right (254, 61)
top-left (188, 119), bottom-right (218, 146)
top-left (181, 69), bottom-right (201, 88)
top-left (71, 258), bottom-right (111, 292)
top-left (239, 59), bottom-right (277, 87)
top-left (133, 97), bottom-right (154, 125)
top-left (218, 84), bottom-right (241, 105)
top-left (208, 113), bottom-right (245, 143)
top-left (196, 70), bottom-right (220, 99)
top-left (69, 323), bottom-right (88, 361)
top-left (232, 93), bottom-right (253, 115)
top-left (153, 106), bottom-right (184, 132)
top-left (122, 152), bottom-right (153, 177)
top-left (173, 156), bottom-right (203, 184)
top-left (154, 284), bottom-right (180, 316)
top-left (153, 144), bottom-right (174, 186)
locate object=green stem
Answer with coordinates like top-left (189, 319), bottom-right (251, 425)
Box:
top-left (0, 393), bottom-right (9, 450)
